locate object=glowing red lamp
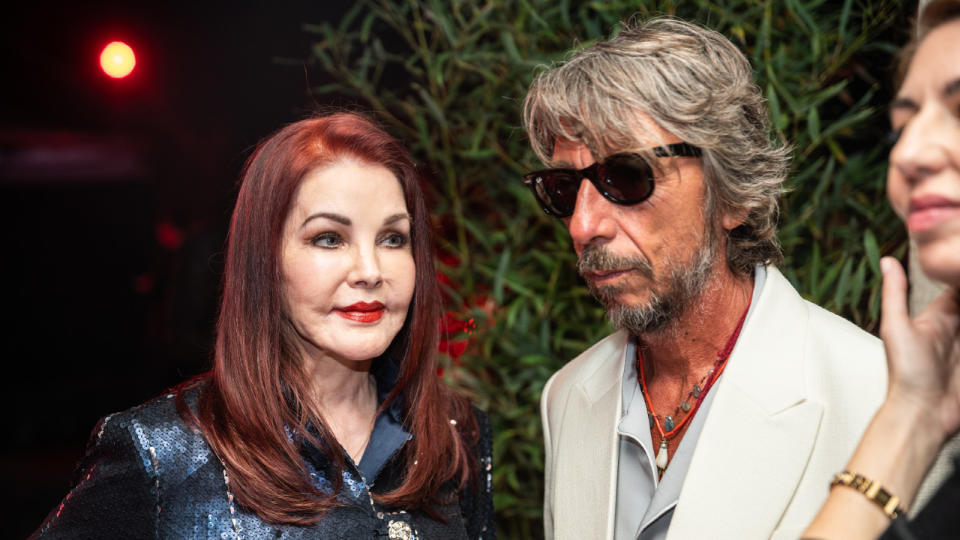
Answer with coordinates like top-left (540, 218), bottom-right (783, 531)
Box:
top-left (100, 41), bottom-right (136, 78)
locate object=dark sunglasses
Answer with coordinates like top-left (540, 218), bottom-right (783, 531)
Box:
top-left (522, 142), bottom-right (702, 218)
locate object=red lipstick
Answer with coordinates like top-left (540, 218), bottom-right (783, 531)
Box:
top-left (907, 195), bottom-right (960, 234)
top-left (335, 301), bottom-right (385, 323)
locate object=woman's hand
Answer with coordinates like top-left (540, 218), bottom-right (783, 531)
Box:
top-left (802, 258), bottom-right (959, 539)
top-left (880, 256), bottom-right (960, 448)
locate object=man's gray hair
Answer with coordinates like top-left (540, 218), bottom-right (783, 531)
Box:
top-left (523, 17), bottom-right (791, 276)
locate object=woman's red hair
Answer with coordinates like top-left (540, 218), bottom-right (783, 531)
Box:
top-left (181, 112), bottom-right (477, 524)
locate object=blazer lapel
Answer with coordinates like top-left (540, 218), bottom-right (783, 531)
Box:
top-left (666, 268), bottom-right (824, 540)
top-left (553, 330), bottom-right (627, 540)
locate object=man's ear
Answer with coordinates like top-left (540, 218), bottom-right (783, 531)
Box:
top-left (721, 210), bottom-right (746, 231)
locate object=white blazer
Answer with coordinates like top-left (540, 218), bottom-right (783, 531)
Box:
top-left (541, 267), bottom-right (887, 540)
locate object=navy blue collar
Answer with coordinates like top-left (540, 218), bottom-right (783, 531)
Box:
top-left (300, 356), bottom-right (412, 485)
top-left (371, 354), bottom-right (405, 424)
top-left (357, 356), bottom-right (412, 483)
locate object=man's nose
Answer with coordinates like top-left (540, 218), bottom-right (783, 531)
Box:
top-left (566, 178), bottom-right (617, 251)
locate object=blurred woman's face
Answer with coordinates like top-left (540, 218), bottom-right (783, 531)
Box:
top-left (280, 159), bottom-right (416, 365)
top-left (888, 19), bottom-right (960, 285)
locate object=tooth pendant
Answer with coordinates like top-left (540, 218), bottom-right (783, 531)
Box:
top-left (656, 438), bottom-right (669, 476)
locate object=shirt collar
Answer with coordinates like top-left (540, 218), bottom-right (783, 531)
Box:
top-left (358, 355), bottom-right (412, 483)
top-left (371, 354), bottom-right (405, 424)
top-left (300, 355), bottom-right (413, 484)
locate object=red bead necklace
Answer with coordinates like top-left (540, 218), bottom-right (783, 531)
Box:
top-left (637, 295), bottom-right (751, 478)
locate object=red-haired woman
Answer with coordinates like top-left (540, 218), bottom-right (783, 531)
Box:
top-left (32, 113), bottom-right (494, 539)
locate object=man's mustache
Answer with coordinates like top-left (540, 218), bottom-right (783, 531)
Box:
top-left (577, 245), bottom-right (654, 280)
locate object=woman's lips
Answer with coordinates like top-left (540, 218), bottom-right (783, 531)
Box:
top-left (907, 195), bottom-right (960, 234)
top-left (335, 301), bottom-right (385, 323)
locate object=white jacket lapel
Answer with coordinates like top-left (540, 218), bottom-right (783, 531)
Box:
top-left (551, 330), bottom-right (627, 540)
top-left (666, 268), bottom-right (824, 540)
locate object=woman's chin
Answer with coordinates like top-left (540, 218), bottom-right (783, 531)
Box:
top-left (330, 346), bottom-right (390, 365)
top-left (917, 241), bottom-right (960, 287)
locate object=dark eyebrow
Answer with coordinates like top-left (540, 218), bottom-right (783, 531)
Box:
top-left (889, 96), bottom-right (918, 112)
top-left (891, 77), bottom-right (960, 114)
top-left (301, 212), bottom-right (350, 228)
top-left (301, 212), bottom-right (410, 229)
top-left (945, 77), bottom-right (960, 97)
top-left (384, 213), bottom-right (411, 226)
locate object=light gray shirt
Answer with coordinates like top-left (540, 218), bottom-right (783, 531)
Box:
top-left (614, 266), bottom-right (765, 539)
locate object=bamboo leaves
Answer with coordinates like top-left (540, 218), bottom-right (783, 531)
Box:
top-left (304, 1), bottom-right (908, 535)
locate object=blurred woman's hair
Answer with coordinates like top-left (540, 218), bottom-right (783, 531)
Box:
top-left (897, 0), bottom-right (960, 84)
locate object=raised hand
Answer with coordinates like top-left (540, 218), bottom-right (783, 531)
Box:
top-left (880, 256), bottom-right (960, 449)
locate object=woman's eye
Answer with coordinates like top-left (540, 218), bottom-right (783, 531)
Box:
top-left (381, 232), bottom-right (409, 248)
top-left (311, 233), bottom-right (342, 248)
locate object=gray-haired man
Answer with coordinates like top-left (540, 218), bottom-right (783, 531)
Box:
top-left (522, 18), bottom-right (886, 540)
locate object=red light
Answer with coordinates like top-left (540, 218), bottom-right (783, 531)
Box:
top-left (100, 41), bottom-right (136, 78)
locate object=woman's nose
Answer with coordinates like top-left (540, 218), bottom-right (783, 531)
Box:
top-left (890, 103), bottom-right (955, 183)
top-left (348, 245), bottom-right (383, 288)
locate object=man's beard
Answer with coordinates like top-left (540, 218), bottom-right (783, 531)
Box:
top-left (577, 232), bottom-right (717, 335)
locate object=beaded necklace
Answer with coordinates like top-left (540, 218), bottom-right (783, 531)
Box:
top-left (645, 371), bottom-right (711, 432)
top-left (637, 295), bottom-right (751, 478)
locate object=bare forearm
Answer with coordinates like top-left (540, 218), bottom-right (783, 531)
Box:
top-left (803, 397), bottom-right (945, 539)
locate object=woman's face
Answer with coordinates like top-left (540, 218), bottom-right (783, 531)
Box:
top-left (280, 159), bottom-right (416, 365)
top-left (888, 18), bottom-right (960, 285)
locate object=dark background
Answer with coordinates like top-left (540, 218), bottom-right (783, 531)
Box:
top-left (0, 2), bottom-right (350, 536)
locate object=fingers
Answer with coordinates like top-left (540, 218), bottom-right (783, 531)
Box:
top-left (880, 257), bottom-right (910, 343)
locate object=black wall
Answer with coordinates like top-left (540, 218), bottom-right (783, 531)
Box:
top-left (0, 2), bottom-right (349, 536)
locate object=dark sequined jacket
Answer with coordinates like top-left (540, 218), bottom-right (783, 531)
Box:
top-left (32, 383), bottom-right (494, 539)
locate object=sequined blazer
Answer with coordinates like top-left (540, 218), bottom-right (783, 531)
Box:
top-left (32, 385), bottom-right (494, 539)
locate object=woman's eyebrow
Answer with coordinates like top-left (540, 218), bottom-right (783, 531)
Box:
top-left (383, 213), bottom-right (411, 226)
top-left (301, 212), bottom-right (350, 228)
top-left (945, 77), bottom-right (960, 97)
top-left (889, 96), bottom-right (918, 112)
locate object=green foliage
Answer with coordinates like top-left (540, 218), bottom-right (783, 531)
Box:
top-left (303, 1), bottom-right (909, 536)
